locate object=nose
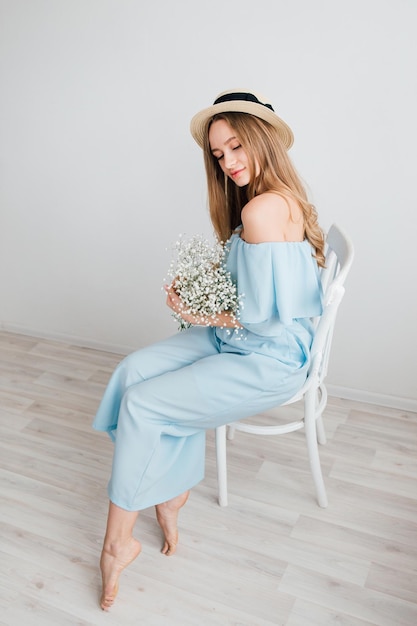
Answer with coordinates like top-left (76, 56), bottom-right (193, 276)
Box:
top-left (223, 150), bottom-right (237, 169)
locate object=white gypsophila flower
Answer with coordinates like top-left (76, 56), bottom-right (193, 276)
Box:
top-left (166, 234), bottom-right (243, 331)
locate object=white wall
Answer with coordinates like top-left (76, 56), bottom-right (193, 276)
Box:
top-left (1, 0), bottom-right (416, 410)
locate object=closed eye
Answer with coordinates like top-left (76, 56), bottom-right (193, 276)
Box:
top-left (213, 145), bottom-right (241, 161)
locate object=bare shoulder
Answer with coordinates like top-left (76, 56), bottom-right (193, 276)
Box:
top-left (241, 192), bottom-right (303, 243)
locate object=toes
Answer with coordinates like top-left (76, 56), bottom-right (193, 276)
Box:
top-left (100, 582), bottom-right (118, 610)
top-left (100, 592), bottom-right (115, 610)
top-left (161, 540), bottom-right (177, 556)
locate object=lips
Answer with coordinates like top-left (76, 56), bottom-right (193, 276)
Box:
top-left (231, 168), bottom-right (244, 178)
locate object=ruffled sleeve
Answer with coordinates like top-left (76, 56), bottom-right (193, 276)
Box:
top-left (226, 235), bottom-right (323, 336)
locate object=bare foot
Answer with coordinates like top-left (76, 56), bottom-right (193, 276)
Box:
top-left (100, 537), bottom-right (142, 610)
top-left (155, 491), bottom-right (189, 556)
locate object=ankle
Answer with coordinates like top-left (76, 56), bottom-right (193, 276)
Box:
top-left (102, 536), bottom-right (131, 555)
top-left (157, 491), bottom-right (190, 513)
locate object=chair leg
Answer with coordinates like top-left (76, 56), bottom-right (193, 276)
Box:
top-left (316, 415), bottom-right (327, 445)
top-left (316, 384), bottom-right (327, 445)
top-left (227, 423), bottom-right (236, 440)
top-left (215, 425), bottom-right (228, 507)
top-left (305, 392), bottom-right (328, 508)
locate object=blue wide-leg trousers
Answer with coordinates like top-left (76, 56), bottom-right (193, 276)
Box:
top-left (93, 326), bottom-right (305, 511)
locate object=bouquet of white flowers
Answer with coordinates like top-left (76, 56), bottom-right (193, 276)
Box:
top-left (166, 234), bottom-right (242, 331)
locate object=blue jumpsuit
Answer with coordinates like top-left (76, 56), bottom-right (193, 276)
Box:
top-left (93, 233), bottom-right (322, 511)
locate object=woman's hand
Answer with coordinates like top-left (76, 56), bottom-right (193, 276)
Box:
top-left (164, 284), bottom-right (202, 326)
top-left (164, 284), bottom-right (243, 329)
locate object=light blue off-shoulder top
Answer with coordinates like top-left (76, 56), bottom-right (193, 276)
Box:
top-left (215, 232), bottom-right (323, 361)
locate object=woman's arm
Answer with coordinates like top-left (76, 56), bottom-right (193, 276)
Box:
top-left (164, 284), bottom-right (242, 329)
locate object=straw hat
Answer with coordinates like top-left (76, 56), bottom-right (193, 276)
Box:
top-left (190, 89), bottom-right (294, 150)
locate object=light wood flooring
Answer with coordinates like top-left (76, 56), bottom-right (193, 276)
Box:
top-left (0, 330), bottom-right (416, 625)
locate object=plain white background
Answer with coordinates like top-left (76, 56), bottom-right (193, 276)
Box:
top-left (0, 0), bottom-right (416, 410)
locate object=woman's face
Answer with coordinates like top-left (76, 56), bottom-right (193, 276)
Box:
top-left (208, 118), bottom-right (256, 187)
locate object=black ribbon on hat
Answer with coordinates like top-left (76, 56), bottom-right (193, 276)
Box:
top-left (213, 92), bottom-right (274, 112)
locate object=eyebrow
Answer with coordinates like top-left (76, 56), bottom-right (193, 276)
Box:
top-left (210, 136), bottom-right (238, 154)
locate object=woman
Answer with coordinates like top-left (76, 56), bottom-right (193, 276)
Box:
top-left (93, 89), bottom-right (325, 610)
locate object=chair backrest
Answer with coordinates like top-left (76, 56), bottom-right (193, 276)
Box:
top-left (308, 224), bottom-right (354, 385)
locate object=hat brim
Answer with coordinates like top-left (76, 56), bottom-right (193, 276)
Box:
top-left (190, 100), bottom-right (294, 150)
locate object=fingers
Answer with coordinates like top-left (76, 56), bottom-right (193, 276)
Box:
top-left (165, 285), bottom-right (182, 313)
top-left (164, 285), bottom-right (200, 325)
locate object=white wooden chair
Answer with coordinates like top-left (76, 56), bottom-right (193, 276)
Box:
top-left (215, 223), bottom-right (354, 508)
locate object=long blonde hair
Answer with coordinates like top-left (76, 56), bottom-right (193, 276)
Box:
top-left (202, 112), bottom-right (325, 267)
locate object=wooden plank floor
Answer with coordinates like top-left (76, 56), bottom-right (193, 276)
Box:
top-left (0, 330), bottom-right (416, 625)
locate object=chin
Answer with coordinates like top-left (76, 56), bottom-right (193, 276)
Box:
top-left (234, 178), bottom-right (250, 188)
